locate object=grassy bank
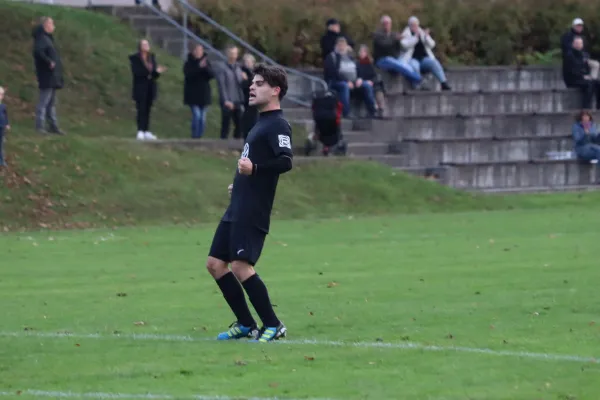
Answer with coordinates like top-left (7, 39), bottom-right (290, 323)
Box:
top-left (0, 1), bottom-right (220, 139)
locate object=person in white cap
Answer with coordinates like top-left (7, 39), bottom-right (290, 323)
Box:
top-left (399, 16), bottom-right (451, 90)
top-left (561, 18), bottom-right (599, 79)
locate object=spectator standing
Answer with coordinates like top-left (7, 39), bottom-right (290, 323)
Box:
top-left (32, 16), bottom-right (65, 135)
top-left (563, 37), bottom-right (600, 109)
top-left (324, 37), bottom-right (377, 118)
top-left (572, 110), bottom-right (600, 162)
top-left (401, 16), bottom-right (451, 91)
top-left (216, 45), bottom-right (246, 139)
top-left (561, 18), bottom-right (599, 79)
top-left (372, 15), bottom-right (422, 88)
top-left (184, 44), bottom-right (214, 139)
top-left (0, 87), bottom-right (10, 168)
top-left (320, 18), bottom-right (355, 64)
top-left (241, 53), bottom-right (258, 139)
top-left (357, 44), bottom-right (387, 117)
top-left (129, 39), bottom-right (166, 141)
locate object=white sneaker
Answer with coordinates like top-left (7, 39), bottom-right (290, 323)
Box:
top-left (144, 131), bottom-right (157, 140)
top-left (136, 131), bottom-right (145, 140)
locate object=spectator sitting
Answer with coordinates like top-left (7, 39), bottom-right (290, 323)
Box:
top-left (320, 18), bottom-right (354, 64)
top-left (183, 44), bottom-right (214, 139)
top-left (401, 16), bottom-right (451, 91)
top-left (357, 44), bottom-right (387, 118)
top-left (561, 18), bottom-right (599, 80)
top-left (563, 37), bottom-right (600, 109)
top-left (572, 109), bottom-right (600, 162)
top-left (241, 53), bottom-right (258, 139)
top-left (324, 37), bottom-right (377, 118)
top-left (215, 45), bottom-right (245, 139)
top-left (372, 15), bottom-right (422, 89)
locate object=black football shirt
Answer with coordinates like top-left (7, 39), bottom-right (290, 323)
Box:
top-left (223, 109), bottom-right (293, 233)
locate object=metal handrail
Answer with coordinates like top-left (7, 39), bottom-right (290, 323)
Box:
top-left (175, 0), bottom-right (328, 106)
top-left (140, 2), bottom-right (226, 62)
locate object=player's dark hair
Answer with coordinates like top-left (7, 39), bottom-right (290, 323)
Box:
top-left (253, 64), bottom-right (288, 100)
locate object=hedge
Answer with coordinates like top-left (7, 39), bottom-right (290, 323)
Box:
top-left (182, 0), bottom-right (600, 66)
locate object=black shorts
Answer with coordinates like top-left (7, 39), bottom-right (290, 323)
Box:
top-left (208, 220), bottom-right (266, 266)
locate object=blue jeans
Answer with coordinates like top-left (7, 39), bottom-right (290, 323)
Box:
top-left (576, 144), bottom-right (600, 161)
top-left (375, 57), bottom-right (422, 84)
top-left (359, 82), bottom-right (377, 115)
top-left (329, 81), bottom-right (351, 117)
top-left (408, 57), bottom-right (447, 83)
top-left (190, 105), bottom-right (208, 138)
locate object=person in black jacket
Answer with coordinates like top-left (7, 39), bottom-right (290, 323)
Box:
top-left (184, 44), bottom-right (214, 139)
top-left (241, 54), bottom-right (258, 139)
top-left (129, 39), bottom-right (167, 140)
top-left (563, 37), bottom-right (600, 109)
top-left (561, 18), bottom-right (599, 79)
top-left (32, 17), bottom-right (65, 135)
top-left (357, 45), bottom-right (386, 117)
top-left (320, 18), bottom-right (354, 64)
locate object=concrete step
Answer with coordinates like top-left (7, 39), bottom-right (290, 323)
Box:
top-left (373, 111), bottom-right (578, 141)
top-left (444, 159), bottom-right (599, 190)
top-left (129, 15), bottom-right (177, 31)
top-left (398, 137), bottom-right (572, 167)
top-left (386, 89), bottom-right (581, 117)
top-left (294, 154), bottom-right (406, 167)
top-left (298, 66), bottom-right (564, 93)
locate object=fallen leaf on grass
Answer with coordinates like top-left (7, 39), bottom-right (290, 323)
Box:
top-left (234, 360), bottom-right (247, 366)
top-left (327, 281), bottom-right (338, 288)
top-left (304, 356), bottom-right (315, 361)
top-left (133, 321), bottom-right (146, 326)
top-left (75, 343), bottom-right (80, 347)
top-left (268, 383), bottom-right (279, 388)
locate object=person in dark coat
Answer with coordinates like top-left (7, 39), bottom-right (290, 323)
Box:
top-left (563, 36), bottom-right (600, 110)
top-left (32, 16), bottom-right (65, 135)
top-left (0, 87), bottom-right (10, 167)
top-left (357, 44), bottom-right (386, 117)
top-left (240, 53), bottom-right (258, 139)
top-left (320, 18), bottom-right (354, 64)
top-left (129, 39), bottom-right (166, 140)
top-left (561, 18), bottom-right (599, 79)
top-left (184, 44), bottom-right (214, 139)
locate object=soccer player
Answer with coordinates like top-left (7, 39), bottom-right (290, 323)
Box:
top-left (205, 64), bottom-right (293, 343)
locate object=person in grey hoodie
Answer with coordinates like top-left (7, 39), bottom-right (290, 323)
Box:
top-left (32, 16), bottom-right (65, 135)
top-left (216, 45), bottom-right (246, 139)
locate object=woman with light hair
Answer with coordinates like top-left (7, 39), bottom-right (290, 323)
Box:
top-left (400, 16), bottom-right (451, 90)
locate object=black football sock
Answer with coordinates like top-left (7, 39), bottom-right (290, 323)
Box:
top-left (215, 272), bottom-right (256, 328)
top-left (242, 274), bottom-right (280, 327)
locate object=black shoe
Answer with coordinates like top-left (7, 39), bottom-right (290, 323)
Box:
top-left (251, 323), bottom-right (287, 342)
top-left (441, 82), bottom-right (452, 91)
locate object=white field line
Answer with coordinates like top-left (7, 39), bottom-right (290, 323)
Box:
top-left (0, 389), bottom-right (335, 400)
top-left (0, 330), bottom-right (597, 364)
top-left (16, 233), bottom-right (128, 243)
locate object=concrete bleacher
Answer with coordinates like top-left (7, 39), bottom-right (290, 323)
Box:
top-left (97, 5), bottom-right (596, 193)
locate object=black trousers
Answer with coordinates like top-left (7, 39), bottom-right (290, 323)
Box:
top-left (221, 105), bottom-right (243, 139)
top-left (568, 79), bottom-right (600, 109)
top-left (135, 94), bottom-right (154, 132)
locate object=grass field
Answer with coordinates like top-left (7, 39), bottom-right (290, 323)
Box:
top-left (1, 209), bottom-right (599, 399)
